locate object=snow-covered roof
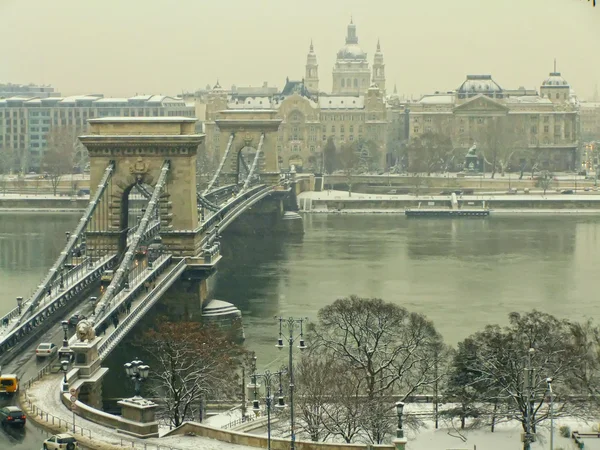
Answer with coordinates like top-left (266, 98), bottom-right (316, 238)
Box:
top-left (580, 102), bottom-right (600, 109)
top-left (227, 96), bottom-right (273, 109)
top-left (419, 94), bottom-right (455, 104)
top-left (319, 96), bottom-right (364, 109)
top-left (94, 98), bottom-right (129, 104)
top-left (89, 117), bottom-right (196, 123)
top-left (504, 96), bottom-right (552, 105)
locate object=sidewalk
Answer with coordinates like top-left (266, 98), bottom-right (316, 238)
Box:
top-left (23, 374), bottom-right (257, 450)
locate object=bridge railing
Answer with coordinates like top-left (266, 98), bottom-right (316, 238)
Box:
top-left (97, 257), bottom-right (187, 359)
top-left (217, 185), bottom-right (275, 232)
top-left (19, 161), bottom-right (115, 321)
top-left (198, 184), bottom-right (268, 235)
top-left (0, 254), bottom-right (116, 356)
top-left (92, 253), bottom-right (172, 330)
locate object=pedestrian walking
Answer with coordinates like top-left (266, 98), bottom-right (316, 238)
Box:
top-left (144, 281), bottom-right (150, 293)
top-left (152, 283), bottom-right (156, 290)
top-left (126, 301), bottom-right (131, 314)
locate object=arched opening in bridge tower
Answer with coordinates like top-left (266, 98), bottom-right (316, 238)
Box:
top-left (117, 182), bottom-right (154, 256)
top-left (236, 145), bottom-right (258, 184)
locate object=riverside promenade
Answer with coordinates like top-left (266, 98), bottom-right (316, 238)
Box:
top-left (22, 374), bottom-right (257, 450)
top-left (298, 189), bottom-right (600, 214)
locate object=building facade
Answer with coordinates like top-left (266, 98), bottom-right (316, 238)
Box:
top-left (0, 94), bottom-right (194, 172)
top-left (204, 20), bottom-right (389, 172)
top-left (407, 72), bottom-right (580, 171)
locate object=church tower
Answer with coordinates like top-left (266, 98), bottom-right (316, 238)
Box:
top-left (372, 39), bottom-right (386, 95)
top-left (305, 40), bottom-right (319, 95)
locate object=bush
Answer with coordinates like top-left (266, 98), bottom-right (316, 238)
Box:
top-left (559, 425), bottom-right (571, 438)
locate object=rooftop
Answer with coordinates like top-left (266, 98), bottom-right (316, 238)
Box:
top-left (88, 117), bottom-right (197, 123)
top-left (319, 96), bottom-right (365, 109)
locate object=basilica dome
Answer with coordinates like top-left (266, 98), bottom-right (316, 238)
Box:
top-left (337, 43), bottom-right (367, 60)
top-left (542, 72), bottom-right (569, 87)
top-left (337, 20), bottom-right (367, 61)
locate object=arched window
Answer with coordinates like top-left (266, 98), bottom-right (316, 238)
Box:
top-left (354, 79), bottom-right (358, 88)
top-left (347, 78), bottom-right (351, 88)
top-left (341, 79), bottom-right (345, 88)
top-left (556, 93), bottom-right (559, 99)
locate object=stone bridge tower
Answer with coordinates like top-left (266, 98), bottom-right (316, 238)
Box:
top-left (80, 117), bottom-right (204, 257)
top-left (215, 110), bottom-right (282, 186)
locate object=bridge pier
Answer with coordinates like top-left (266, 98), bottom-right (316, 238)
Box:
top-left (157, 269), bottom-right (216, 321)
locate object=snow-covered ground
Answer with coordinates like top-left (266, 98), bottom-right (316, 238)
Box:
top-left (25, 375), bottom-right (257, 450)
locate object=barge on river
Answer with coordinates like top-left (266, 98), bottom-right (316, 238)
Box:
top-left (405, 193), bottom-right (489, 218)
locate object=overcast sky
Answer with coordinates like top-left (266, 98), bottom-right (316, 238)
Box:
top-left (1, 0), bottom-right (598, 99)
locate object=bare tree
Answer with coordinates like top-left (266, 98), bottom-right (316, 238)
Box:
top-left (294, 355), bottom-right (335, 442)
top-left (476, 116), bottom-right (523, 179)
top-left (338, 143), bottom-right (359, 197)
top-left (310, 296), bottom-right (446, 443)
top-left (407, 132), bottom-right (453, 176)
top-left (535, 170), bottom-right (554, 195)
top-left (140, 319), bottom-right (246, 428)
top-left (319, 362), bottom-right (365, 443)
top-left (42, 127), bottom-right (77, 195)
top-left (453, 311), bottom-right (591, 442)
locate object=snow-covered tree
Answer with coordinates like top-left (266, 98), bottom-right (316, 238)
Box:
top-left (141, 320), bottom-right (246, 428)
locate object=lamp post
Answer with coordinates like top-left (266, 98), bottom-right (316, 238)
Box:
top-left (395, 401), bottom-right (405, 438)
top-left (58, 320), bottom-right (74, 369)
top-left (60, 359), bottom-right (70, 393)
top-left (124, 357), bottom-right (150, 398)
top-left (546, 377), bottom-right (554, 450)
top-left (275, 316), bottom-right (308, 450)
top-left (524, 347), bottom-right (536, 450)
top-left (16, 296), bottom-right (23, 315)
top-left (252, 368), bottom-right (287, 450)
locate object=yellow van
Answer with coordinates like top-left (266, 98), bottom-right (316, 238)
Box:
top-left (0, 374), bottom-right (19, 395)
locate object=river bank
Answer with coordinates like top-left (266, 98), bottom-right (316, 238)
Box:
top-left (298, 190), bottom-right (600, 214)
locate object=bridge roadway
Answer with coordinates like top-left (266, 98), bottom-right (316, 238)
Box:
top-left (85, 183), bottom-right (282, 360)
top-left (0, 220), bottom-right (161, 359)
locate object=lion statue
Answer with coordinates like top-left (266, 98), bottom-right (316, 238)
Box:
top-left (76, 319), bottom-right (96, 343)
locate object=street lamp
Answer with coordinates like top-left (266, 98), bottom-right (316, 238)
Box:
top-left (124, 357), bottom-right (150, 398)
top-left (275, 316), bottom-right (308, 450)
top-left (16, 297), bottom-right (23, 315)
top-left (524, 347), bottom-right (536, 450)
top-left (60, 359), bottom-right (70, 393)
top-left (252, 368), bottom-right (287, 450)
top-left (395, 401), bottom-right (405, 438)
top-left (59, 320), bottom-right (74, 365)
top-left (547, 377), bottom-right (554, 450)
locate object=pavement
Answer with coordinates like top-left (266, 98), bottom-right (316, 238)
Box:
top-left (23, 375), bottom-right (257, 450)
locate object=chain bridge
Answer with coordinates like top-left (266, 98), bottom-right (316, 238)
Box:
top-left (0, 112), bottom-right (301, 369)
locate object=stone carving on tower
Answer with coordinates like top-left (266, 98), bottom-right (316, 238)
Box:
top-left (305, 40), bottom-right (319, 95)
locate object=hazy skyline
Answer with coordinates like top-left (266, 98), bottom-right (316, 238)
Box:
top-left (1, 0), bottom-right (599, 99)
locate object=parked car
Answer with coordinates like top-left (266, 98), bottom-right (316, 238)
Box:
top-left (0, 373), bottom-right (19, 395)
top-left (35, 342), bottom-right (57, 358)
top-left (0, 406), bottom-right (26, 427)
top-left (561, 189), bottom-right (574, 194)
top-left (68, 313), bottom-right (86, 327)
top-left (43, 433), bottom-right (79, 450)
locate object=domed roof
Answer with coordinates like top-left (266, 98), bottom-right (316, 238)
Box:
top-left (337, 20), bottom-right (367, 61)
top-left (337, 43), bottom-right (367, 60)
top-left (542, 72), bottom-right (569, 87)
top-left (457, 75), bottom-right (503, 94)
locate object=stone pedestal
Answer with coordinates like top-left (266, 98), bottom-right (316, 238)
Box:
top-left (71, 337), bottom-right (102, 377)
top-left (117, 397), bottom-right (159, 438)
top-left (393, 437), bottom-right (408, 450)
